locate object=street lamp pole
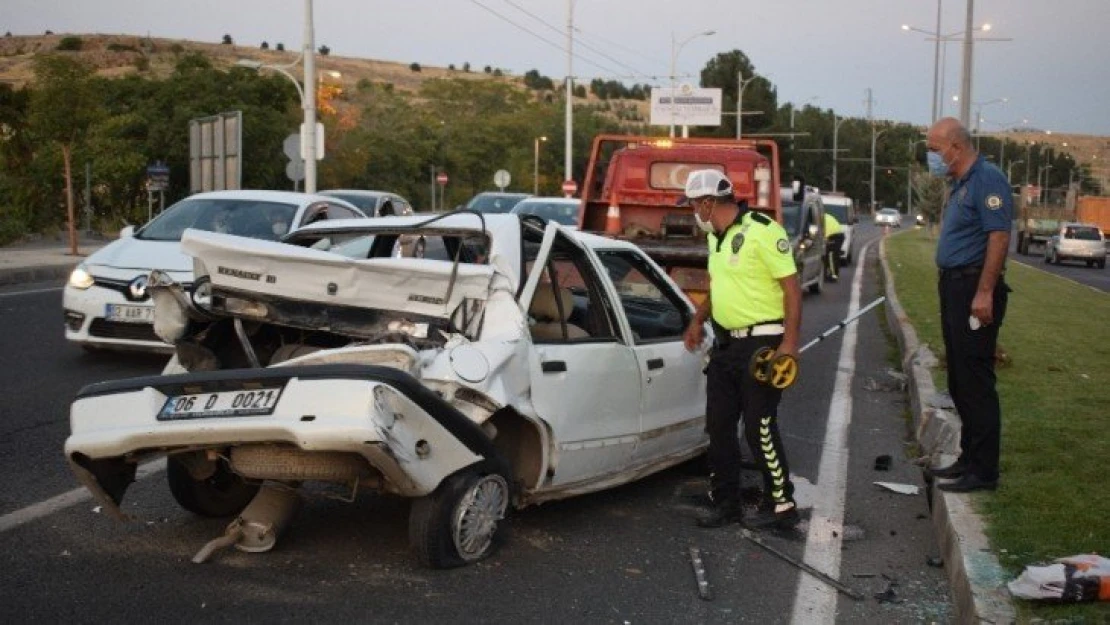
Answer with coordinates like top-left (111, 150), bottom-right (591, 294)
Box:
top-left (931, 0), bottom-right (942, 121)
top-left (669, 29), bottom-right (715, 138)
top-left (533, 136), bottom-right (547, 195)
top-left (958, 0), bottom-right (974, 125)
top-left (564, 0), bottom-right (574, 185)
top-left (832, 115), bottom-right (847, 192)
top-left (302, 0), bottom-right (317, 193)
top-left (789, 96), bottom-right (817, 175)
top-left (736, 71), bottom-right (758, 139)
top-left (871, 127), bottom-right (889, 213)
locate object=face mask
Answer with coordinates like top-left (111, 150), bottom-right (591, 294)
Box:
top-left (927, 150), bottom-right (950, 177)
top-left (694, 201), bottom-right (715, 233)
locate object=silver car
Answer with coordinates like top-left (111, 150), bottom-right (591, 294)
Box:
top-left (873, 208), bottom-right (902, 227)
top-left (1044, 222), bottom-right (1106, 268)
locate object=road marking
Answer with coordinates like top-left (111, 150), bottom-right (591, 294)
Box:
top-left (0, 459), bottom-right (166, 534)
top-left (0, 286), bottom-right (64, 298)
top-left (1009, 257), bottom-right (1108, 294)
top-left (790, 239), bottom-right (874, 625)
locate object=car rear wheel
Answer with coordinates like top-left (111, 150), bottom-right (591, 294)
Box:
top-left (167, 454), bottom-right (259, 518)
top-left (808, 272), bottom-right (823, 295)
top-left (409, 469), bottom-right (510, 569)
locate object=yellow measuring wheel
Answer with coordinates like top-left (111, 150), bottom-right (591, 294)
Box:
top-left (750, 347), bottom-right (799, 389)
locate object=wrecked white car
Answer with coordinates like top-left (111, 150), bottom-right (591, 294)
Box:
top-left (65, 213), bottom-right (708, 568)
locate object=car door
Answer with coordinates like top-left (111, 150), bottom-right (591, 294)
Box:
top-left (800, 195), bottom-right (825, 284)
top-left (519, 225), bottom-right (641, 487)
top-left (594, 249), bottom-right (707, 464)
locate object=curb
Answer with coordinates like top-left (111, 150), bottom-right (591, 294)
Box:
top-left (0, 263), bottom-right (76, 288)
top-left (878, 234), bottom-right (1016, 625)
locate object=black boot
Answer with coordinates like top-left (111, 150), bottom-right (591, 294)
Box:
top-left (742, 501), bottom-right (800, 530)
top-left (696, 500), bottom-right (744, 528)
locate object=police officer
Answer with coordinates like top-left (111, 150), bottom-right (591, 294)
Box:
top-left (823, 210), bottom-right (844, 282)
top-left (680, 169), bottom-right (803, 529)
top-left (926, 117), bottom-right (1012, 493)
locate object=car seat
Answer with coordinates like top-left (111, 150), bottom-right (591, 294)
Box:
top-left (529, 285), bottom-right (589, 341)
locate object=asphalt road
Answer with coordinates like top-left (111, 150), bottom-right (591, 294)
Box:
top-left (1006, 237), bottom-right (1110, 292)
top-left (0, 227), bottom-right (952, 624)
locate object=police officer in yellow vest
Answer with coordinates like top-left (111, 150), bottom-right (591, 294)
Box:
top-left (823, 211), bottom-right (845, 282)
top-left (680, 169), bottom-right (803, 529)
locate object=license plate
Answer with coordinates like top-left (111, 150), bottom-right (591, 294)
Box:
top-left (105, 303), bottom-right (155, 324)
top-left (158, 387), bottom-right (284, 421)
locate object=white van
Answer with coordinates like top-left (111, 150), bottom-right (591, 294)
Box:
top-left (819, 193), bottom-right (857, 265)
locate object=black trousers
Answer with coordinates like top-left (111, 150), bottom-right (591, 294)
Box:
top-left (705, 333), bottom-right (795, 506)
top-left (825, 233), bottom-right (845, 279)
top-left (938, 270), bottom-right (1009, 482)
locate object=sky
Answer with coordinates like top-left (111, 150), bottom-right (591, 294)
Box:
top-left (6, 0), bottom-right (1110, 136)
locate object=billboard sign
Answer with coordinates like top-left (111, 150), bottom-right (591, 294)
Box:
top-left (189, 111), bottom-right (243, 193)
top-left (650, 86), bottom-right (722, 127)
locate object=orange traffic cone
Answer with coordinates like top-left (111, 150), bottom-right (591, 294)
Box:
top-left (605, 204), bottom-right (621, 235)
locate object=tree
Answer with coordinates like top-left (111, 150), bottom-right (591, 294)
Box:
top-left (260, 41), bottom-right (269, 50)
top-left (409, 62), bottom-right (422, 72)
top-left (56, 37), bottom-right (82, 51)
top-left (28, 55), bottom-right (99, 254)
top-left (699, 50), bottom-right (778, 138)
top-left (484, 66), bottom-right (492, 74)
top-left (221, 34), bottom-right (233, 45)
top-left (318, 45), bottom-right (330, 56)
top-left (276, 42), bottom-right (285, 51)
top-left (462, 62), bottom-right (471, 73)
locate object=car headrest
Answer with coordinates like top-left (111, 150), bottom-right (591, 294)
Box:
top-left (530, 285), bottom-right (574, 322)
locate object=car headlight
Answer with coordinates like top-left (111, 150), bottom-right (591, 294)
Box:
top-left (68, 264), bottom-right (94, 290)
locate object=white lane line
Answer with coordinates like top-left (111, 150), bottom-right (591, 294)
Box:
top-left (0, 459), bottom-right (166, 534)
top-left (790, 239), bottom-right (874, 625)
top-left (0, 286), bottom-right (64, 298)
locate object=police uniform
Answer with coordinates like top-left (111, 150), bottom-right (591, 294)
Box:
top-left (823, 212), bottom-right (844, 281)
top-left (935, 154), bottom-right (1012, 485)
top-left (704, 207), bottom-right (798, 512)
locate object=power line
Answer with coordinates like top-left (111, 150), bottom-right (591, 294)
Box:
top-left (573, 25), bottom-right (667, 68)
top-left (496, 0), bottom-right (653, 79)
top-left (468, 0), bottom-right (621, 77)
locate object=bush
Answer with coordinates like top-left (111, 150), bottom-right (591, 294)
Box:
top-left (134, 56), bottom-right (150, 71)
top-left (448, 64), bottom-right (455, 71)
top-left (170, 43), bottom-right (184, 55)
top-left (483, 65), bottom-right (492, 74)
top-left (409, 62), bottom-right (421, 72)
top-left (107, 42), bottom-right (138, 53)
top-left (493, 68), bottom-right (503, 77)
top-left (221, 34), bottom-right (233, 45)
top-left (260, 41), bottom-right (269, 50)
top-left (462, 62), bottom-right (470, 72)
top-left (318, 45), bottom-right (330, 56)
top-left (56, 36), bottom-right (82, 51)
top-left (356, 78), bottom-right (373, 92)
top-left (276, 42), bottom-right (285, 51)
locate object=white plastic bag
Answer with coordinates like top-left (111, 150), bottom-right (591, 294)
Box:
top-left (1007, 554), bottom-right (1110, 603)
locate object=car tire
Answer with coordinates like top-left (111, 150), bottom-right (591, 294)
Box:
top-left (1044, 250), bottom-right (1051, 264)
top-left (409, 469), bottom-right (510, 569)
top-left (808, 272), bottom-right (823, 295)
top-left (1099, 259), bottom-right (1106, 269)
top-left (167, 454), bottom-right (259, 518)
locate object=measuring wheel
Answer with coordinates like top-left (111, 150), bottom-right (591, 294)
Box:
top-left (749, 347), bottom-right (799, 390)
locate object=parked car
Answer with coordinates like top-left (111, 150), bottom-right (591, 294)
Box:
top-left (874, 208), bottom-right (902, 227)
top-left (63, 190), bottom-right (366, 353)
top-left (65, 213), bottom-right (709, 568)
top-left (509, 196), bottom-right (582, 227)
top-left (1044, 222), bottom-right (1106, 268)
top-left (318, 189), bottom-right (413, 216)
top-left (464, 192), bottom-right (532, 214)
top-left (819, 193), bottom-right (857, 265)
top-left (781, 186), bottom-right (826, 294)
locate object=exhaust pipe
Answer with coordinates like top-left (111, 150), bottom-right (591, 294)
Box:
top-left (192, 483), bottom-right (302, 564)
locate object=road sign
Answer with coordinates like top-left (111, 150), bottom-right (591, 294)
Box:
top-left (283, 133), bottom-right (301, 161)
top-left (285, 159), bottom-right (305, 183)
top-left (562, 179), bottom-right (578, 196)
top-left (436, 172), bottom-right (449, 186)
top-left (493, 169), bottom-right (511, 190)
top-left (146, 162), bottom-right (170, 192)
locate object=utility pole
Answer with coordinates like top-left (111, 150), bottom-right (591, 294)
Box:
top-left (958, 0), bottom-right (974, 126)
top-left (564, 0), bottom-right (574, 185)
top-left (302, 0), bottom-right (317, 193)
top-left (931, 0), bottom-right (942, 122)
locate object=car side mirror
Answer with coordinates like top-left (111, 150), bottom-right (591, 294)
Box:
top-left (792, 178), bottom-right (805, 202)
top-left (807, 223), bottom-right (819, 239)
top-left (119, 225), bottom-right (135, 239)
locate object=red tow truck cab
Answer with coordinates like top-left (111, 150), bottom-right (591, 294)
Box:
top-left (577, 134), bottom-right (784, 303)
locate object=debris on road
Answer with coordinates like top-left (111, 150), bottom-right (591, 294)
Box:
top-left (873, 481), bottom-right (920, 496)
top-left (688, 547), bottom-right (712, 600)
top-left (740, 529), bottom-right (864, 601)
top-left (873, 454), bottom-right (892, 471)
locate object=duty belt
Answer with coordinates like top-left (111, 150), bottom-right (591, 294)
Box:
top-left (729, 323), bottom-right (785, 338)
top-left (938, 265), bottom-right (988, 280)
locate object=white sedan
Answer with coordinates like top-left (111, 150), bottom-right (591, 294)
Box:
top-left (65, 214), bottom-right (708, 568)
top-left (874, 208), bottom-right (903, 227)
top-left (63, 190), bottom-right (365, 353)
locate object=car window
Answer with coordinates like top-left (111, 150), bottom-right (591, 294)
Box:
top-left (596, 251), bottom-right (689, 344)
top-left (137, 198), bottom-right (298, 242)
top-left (1066, 226), bottom-right (1100, 240)
top-left (512, 200), bottom-right (580, 226)
top-left (326, 203), bottom-right (362, 220)
top-left (319, 192), bottom-right (380, 213)
top-left (525, 233), bottom-right (618, 343)
top-left (825, 204), bottom-right (849, 224)
top-left (781, 201), bottom-right (801, 238)
top-left (466, 193), bottom-right (530, 214)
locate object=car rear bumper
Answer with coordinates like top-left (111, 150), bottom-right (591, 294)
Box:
top-left (66, 364), bottom-right (503, 517)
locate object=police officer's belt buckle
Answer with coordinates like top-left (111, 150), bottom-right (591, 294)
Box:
top-left (729, 323), bottom-right (785, 339)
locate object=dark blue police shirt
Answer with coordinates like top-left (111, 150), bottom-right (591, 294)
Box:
top-left (935, 154), bottom-right (1014, 269)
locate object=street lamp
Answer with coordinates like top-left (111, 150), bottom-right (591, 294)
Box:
top-left (832, 115), bottom-right (848, 192)
top-left (789, 96), bottom-right (818, 174)
top-left (669, 28), bottom-right (716, 138)
top-left (533, 136), bottom-right (547, 195)
top-left (973, 97), bottom-right (1008, 147)
top-left (871, 127), bottom-right (890, 213)
top-left (902, 20), bottom-right (1004, 122)
top-left (736, 71), bottom-right (760, 139)
top-left (234, 0), bottom-right (318, 192)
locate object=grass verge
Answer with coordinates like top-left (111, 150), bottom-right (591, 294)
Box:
top-left (886, 228), bottom-right (1109, 623)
